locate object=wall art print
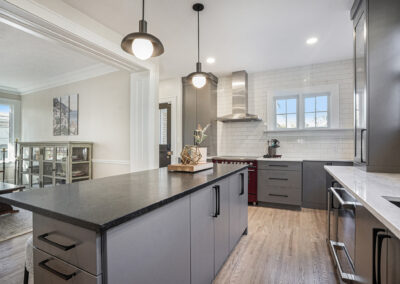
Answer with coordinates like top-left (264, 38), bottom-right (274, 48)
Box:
top-left (53, 94), bottom-right (79, 136)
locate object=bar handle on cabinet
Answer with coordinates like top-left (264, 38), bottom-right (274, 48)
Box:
top-left (268, 177), bottom-right (288, 181)
top-left (360, 128), bottom-right (367, 163)
top-left (373, 228), bottom-right (386, 284)
top-left (240, 173), bottom-right (244, 195)
top-left (269, 164), bottom-right (288, 168)
top-left (329, 187), bottom-right (357, 209)
top-left (217, 185), bottom-right (220, 216)
top-left (213, 186), bottom-right (218, 218)
top-left (268, 193), bottom-right (288, 198)
top-left (329, 241), bottom-right (356, 281)
top-left (39, 259), bottom-right (76, 280)
top-left (38, 233), bottom-right (76, 251)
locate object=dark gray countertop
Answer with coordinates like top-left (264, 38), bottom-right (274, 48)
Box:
top-left (0, 164), bottom-right (247, 232)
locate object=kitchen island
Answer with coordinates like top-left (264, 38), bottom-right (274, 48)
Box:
top-left (0, 164), bottom-right (248, 284)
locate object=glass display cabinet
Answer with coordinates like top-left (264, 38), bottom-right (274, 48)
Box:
top-left (17, 142), bottom-right (93, 188)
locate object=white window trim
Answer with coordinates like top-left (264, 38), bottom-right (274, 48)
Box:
top-left (273, 95), bottom-right (299, 129)
top-left (267, 84), bottom-right (339, 131)
top-left (0, 97), bottom-right (21, 162)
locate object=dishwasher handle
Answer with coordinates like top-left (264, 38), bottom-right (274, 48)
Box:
top-left (329, 187), bottom-right (357, 210)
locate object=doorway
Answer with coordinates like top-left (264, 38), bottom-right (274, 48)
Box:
top-left (159, 103), bottom-right (172, 167)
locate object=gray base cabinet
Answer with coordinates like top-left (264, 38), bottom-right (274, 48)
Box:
top-left (303, 161), bottom-right (352, 209)
top-left (355, 205), bottom-right (400, 284)
top-left (257, 161), bottom-right (302, 206)
top-left (190, 187), bottom-right (215, 284)
top-left (229, 171), bottom-right (248, 251)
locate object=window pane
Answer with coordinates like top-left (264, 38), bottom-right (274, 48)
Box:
top-left (276, 100), bottom-right (286, 114)
top-left (276, 114), bottom-right (286, 128)
top-left (316, 96), bottom-right (328, 111)
top-left (287, 99), bottom-right (296, 113)
top-left (0, 104), bottom-right (10, 158)
top-left (304, 97), bottom-right (315, 113)
top-left (305, 113), bottom-right (315, 128)
top-left (287, 114), bottom-right (297, 128)
top-left (316, 112), bottom-right (328, 127)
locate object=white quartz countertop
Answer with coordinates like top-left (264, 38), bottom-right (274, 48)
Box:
top-left (325, 166), bottom-right (400, 239)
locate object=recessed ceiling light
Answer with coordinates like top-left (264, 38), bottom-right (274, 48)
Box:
top-left (206, 57), bottom-right (215, 64)
top-left (306, 37), bottom-right (318, 45)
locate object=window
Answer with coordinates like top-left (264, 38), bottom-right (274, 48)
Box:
top-left (275, 97), bottom-right (297, 129)
top-left (0, 98), bottom-right (21, 161)
top-left (304, 94), bottom-right (329, 128)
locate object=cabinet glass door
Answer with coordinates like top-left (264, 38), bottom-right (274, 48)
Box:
top-left (22, 147), bottom-right (30, 160)
top-left (56, 147), bottom-right (67, 162)
top-left (71, 147), bottom-right (89, 161)
top-left (354, 13), bottom-right (367, 163)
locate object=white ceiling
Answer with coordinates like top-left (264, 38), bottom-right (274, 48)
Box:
top-left (63, 0), bottom-right (354, 80)
top-left (0, 19), bottom-right (105, 94)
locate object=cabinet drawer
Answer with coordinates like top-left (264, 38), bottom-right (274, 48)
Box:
top-left (258, 161), bottom-right (302, 171)
top-left (258, 170), bottom-right (301, 189)
top-left (258, 187), bottom-right (302, 205)
top-left (34, 247), bottom-right (101, 284)
top-left (33, 214), bottom-right (101, 276)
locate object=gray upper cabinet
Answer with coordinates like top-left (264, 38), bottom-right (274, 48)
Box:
top-left (351, 0), bottom-right (400, 172)
top-left (214, 178), bottom-right (230, 276)
top-left (229, 170), bottom-right (248, 252)
top-left (182, 75), bottom-right (218, 156)
top-left (190, 186), bottom-right (215, 284)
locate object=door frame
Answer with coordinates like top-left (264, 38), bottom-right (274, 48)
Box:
top-left (159, 97), bottom-right (178, 164)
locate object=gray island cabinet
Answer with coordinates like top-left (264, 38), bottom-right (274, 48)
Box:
top-left (0, 164), bottom-right (248, 284)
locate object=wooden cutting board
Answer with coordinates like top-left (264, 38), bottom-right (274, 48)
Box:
top-left (168, 162), bottom-right (213, 172)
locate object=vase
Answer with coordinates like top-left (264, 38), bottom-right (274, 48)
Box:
top-left (198, 147), bottom-right (207, 163)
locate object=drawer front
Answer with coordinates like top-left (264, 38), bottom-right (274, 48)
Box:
top-left (258, 187), bottom-right (302, 205)
top-left (258, 170), bottom-right (301, 189)
top-left (258, 161), bottom-right (302, 171)
top-left (34, 247), bottom-right (101, 284)
top-left (33, 214), bottom-right (101, 275)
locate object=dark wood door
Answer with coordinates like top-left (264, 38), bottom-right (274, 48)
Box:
top-left (159, 103), bottom-right (171, 168)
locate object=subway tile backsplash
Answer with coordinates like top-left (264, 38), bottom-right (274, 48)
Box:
top-left (217, 60), bottom-right (354, 160)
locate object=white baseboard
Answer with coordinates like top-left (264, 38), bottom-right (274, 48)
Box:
top-left (92, 159), bottom-right (130, 165)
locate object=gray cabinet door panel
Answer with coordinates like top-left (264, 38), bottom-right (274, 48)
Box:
top-left (214, 179), bottom-right (230, 276)
top-left (190, 186), bottom-right (215, 284)
top-left (106, 197), bottom-right (191, 284)
top-left (239, 170), bottom-right (248, 237)
top-left (229, 173), bottom-right (241, 252)
top-left (34, 247), bottom-right (101, 284)
top-left (302, 161), bottom-right (331, 209)
top-left (387, 231), bottom-right (400, 284)
top-left (258, 169), bottom-right (301, 189)
top-left (258, 161), bottom-right (302, 171)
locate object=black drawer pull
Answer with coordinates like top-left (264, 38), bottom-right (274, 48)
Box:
top-left (240, 173), bottom-right (245, 195)
top-left (269, 165), bottom-right (288, 167)
top-left (38, 233), bottom-right (76, 251)
top-left (269, 193), bottom-right (288, 198)
top-left (268, 177), bottom-right (288, 181)
top-left (39, 259), bottom-right (76, 280)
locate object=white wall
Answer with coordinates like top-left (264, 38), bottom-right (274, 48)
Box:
top-left (159, 78), bottom-right (182, 164)
top-left (21, 70), bottom-right (131, 178)
top-left (217, 59), bottom-right (354, 160)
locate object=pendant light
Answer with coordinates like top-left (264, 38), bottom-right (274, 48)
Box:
top-left (121, 0), bottom-right (164, 60)
top-left (187, 3), bottom-right (208, 89)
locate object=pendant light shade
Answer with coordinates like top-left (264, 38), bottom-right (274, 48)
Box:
top-left (187, 3), bottom-right (209, 89)
top-left (121, 0), bottom-right (164, 60)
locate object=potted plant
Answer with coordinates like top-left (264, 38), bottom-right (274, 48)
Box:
top-left (193, 123), bottom-right (210, 163)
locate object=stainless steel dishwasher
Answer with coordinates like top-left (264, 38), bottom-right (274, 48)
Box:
top-left (327, 185), bottom-right (359, 283)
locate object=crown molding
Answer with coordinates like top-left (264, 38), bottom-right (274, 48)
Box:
top-left (19, 63), bottom-right (118, 95)
top-left (0, 85), bottom-right (20, 95)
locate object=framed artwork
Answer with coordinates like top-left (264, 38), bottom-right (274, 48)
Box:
top-left (53, 94), bottom-right (79, 136)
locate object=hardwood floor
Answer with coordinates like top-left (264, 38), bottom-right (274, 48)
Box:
top-left (0, 232), bottom-right (31, 284)
top-left (214, 206), bottom-right (339, 284)
top-left (0, 206), bottom-right (338, 284)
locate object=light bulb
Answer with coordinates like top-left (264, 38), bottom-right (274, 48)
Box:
top-left (131, 38), bottom-right (153, 60)
top-left (192, 74), bottom-right (206, 88)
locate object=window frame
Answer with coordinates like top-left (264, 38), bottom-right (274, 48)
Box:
top-left (273, 95), bottom-right (299, 129)
top-left (303, 93), bottom-right (331, 129)
top-left (267, 85), bottom-right (340, 131)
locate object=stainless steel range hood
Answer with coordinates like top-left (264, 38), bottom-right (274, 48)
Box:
top-left (217, 71), bottom-right (261, 122)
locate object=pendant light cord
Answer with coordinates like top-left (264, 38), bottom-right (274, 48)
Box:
top-left (142, 0), bottom-right (145, 21)
top-left (197, 10), bottom-right (200, 63)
